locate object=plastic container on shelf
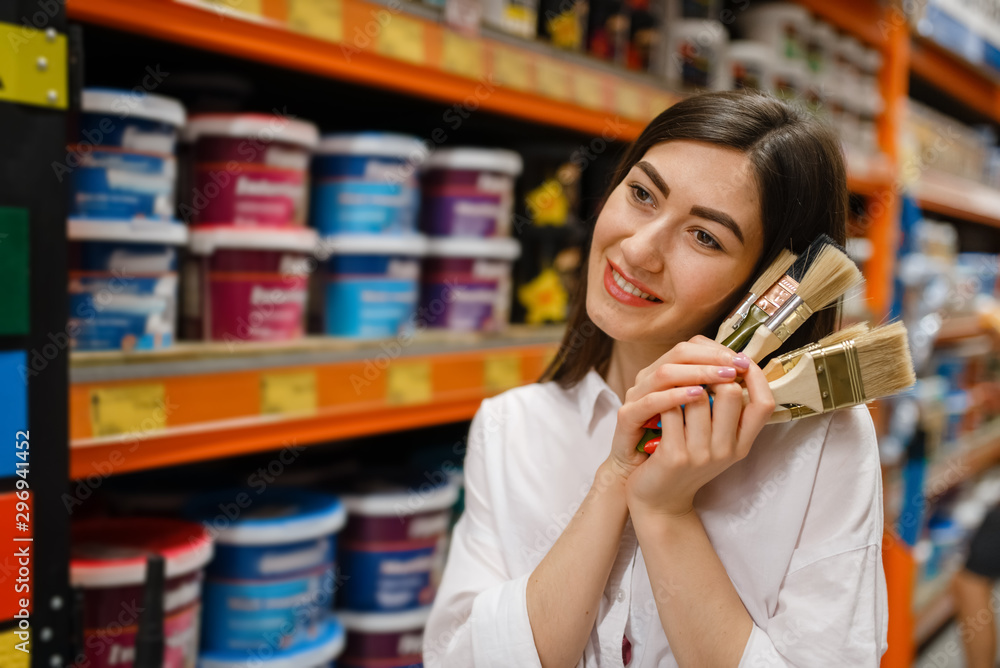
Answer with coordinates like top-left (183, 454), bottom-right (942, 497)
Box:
top-left (183, 113), bottom-right (319, 227)
top-left (336, 608), bottom-right (431, 668)
top-left (70, 517), bottom-right (214, 668)
top-left (318, 234), bottom-right (428, 338)
top-left (483, 0), bottom-right (538, 38)
top-left (420, 148), bottom-right (523, 238)
top-left (69, 239), bottom-right (181, 351)
top-left (188, 489), bottom-right (348, 653)
top-left (804, 19), bottom-right (836, 75)
top-left (587, 0), bottom-right (630, 65)
top-left (185, 226), bottom-right (318, 342)
top-left (420, 236), bottom-right (521, 332)
top-left (728, 40), bottom-right (773, 91)
top-left (311, 133), bottom-right (427, 236)
top-left (68, 147), bottom-right (178, 221)
top-left (664, 19), bottom-right (730, 91)
top-left (198, 615), bottom-right (346, 668)
top-left (735, 2), bottom-right (811, 62)
top-left (338, 476), bottom-right (459, 613)
top-left (78, 88), bottom-right (187, 155)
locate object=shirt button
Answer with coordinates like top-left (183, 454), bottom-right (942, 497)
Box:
top-left (616, 589), bottom-right (626, 602)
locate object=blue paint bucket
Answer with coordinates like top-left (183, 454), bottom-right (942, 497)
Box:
top-left (79, 88), bottom-right (186, 154)
top-left (319, 234), bottom-right (428, 338)
top-left (337, 478), bottom-right (458, 613)
top-left (68, 147), bottom-right (178, 220)
top-left (311, 133), bottom-right (427, 236)
top-left (189, 489), bottom-right (348, 654)
top-left (198, 615), bottom-right (346, 668)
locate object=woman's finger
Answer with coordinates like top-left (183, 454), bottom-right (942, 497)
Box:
top-left (737, 361), bottom-right (777, 455)
top-left (681, 386), bottom-right (712, 465)
top-left (659, 405), bottom-right (688, 463)
top-left (634, 341), bottom-right (749, 386)
top-left (633, 363), bottom-right (738, 397)
top-left (620, 386), bottom-right (708, 429)
top-left (708, 382), bottom-right (743, 459)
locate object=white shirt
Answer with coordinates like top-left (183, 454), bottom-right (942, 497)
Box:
top-left (424, 368), bottom-right (889, 667)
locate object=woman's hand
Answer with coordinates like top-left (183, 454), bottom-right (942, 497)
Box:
top-left (621, 335), bottom-right (776, 519)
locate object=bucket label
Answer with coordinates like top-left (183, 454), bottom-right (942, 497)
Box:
top-left (191, 166), bottom-right (306, 226)
top-left (311, 181), bottom-right (420, 235)
top-left (69, 150), bottom-right (176, 220)
top-left (207, 273), bottom-right (307, 342)
top-left (69, 274), bottom-right (177, 351)
top-left (81, 602), bottom-right (200, 668)
top-left (324, 278), bottom-right (418, 338)
top-left (338, 544), bottom-right (437, 612)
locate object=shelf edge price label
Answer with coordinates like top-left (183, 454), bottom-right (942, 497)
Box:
top-left (387, 360), bottom-right (433, 405)
top-left (573, 70), bottom-right (605, 111)
top-left (442, 31), bottom-right (484, 80)
top-left (615, 83), bottom-right (644, 120)
top-left (261, 371), bottom-right (318, 416)
top-left (492, 46), bottom-right (531, 91)
top-left (195, 0), bottom-right (265, 18)
top-left (288, 0), bottom-right (344, 43)
top-left (536, 58), bottom-right (571, 102)
top-left (90, 384), bottom-right (168, 439)
top-left (484, 354), bottom-right (522, 393)
top-left (377, 14), bottom-right (426, 65)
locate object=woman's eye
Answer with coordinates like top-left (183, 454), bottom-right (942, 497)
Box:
top-left (695, 230), bottom-right (721, 250)
top-left (629, 184), bottom-right (653, 205)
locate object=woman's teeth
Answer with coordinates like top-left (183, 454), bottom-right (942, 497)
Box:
top-left (612, 268), bottom-right (659, 302)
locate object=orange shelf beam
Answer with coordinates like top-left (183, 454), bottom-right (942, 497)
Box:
top-left (910, 37), bottom-right (1000, 124)
top-left (66, 0), bottom-right (652, 140)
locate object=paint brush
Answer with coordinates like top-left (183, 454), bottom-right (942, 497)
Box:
top-left (762, 322), bottom-right (915, 422)
top-left (715, 249), bottom-right (798, 342)
top-left (762, 321), bottom-right (870, 382)
top-left (720, 235), bottom-right (838, 352)
top-left (740, 239), bottom-right (864, 361)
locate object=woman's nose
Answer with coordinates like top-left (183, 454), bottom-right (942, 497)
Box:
top-left (620, 218), bottom-right (667, 275)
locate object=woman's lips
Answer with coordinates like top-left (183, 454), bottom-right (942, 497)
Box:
top-left (604, 262), bottom-right (661, 307)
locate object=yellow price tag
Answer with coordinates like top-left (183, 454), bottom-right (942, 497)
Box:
top-left (650, 92), bottom-right (675, 118)
top-left (288, 0), bottom-right (343, 42)
top-left (492, 46), bottom-right (531, 91)
top-left (90, 385), bottom-right (167, 438)
top-left (536, 59), bottom-right (571, 101)
top-left (615, 84), bottom-right (644, 120)
top-left (387, 361), bottom-right (433, 405)
top-left (574, 70), bottom-right (605, 110)
top-left (0, 629), bottom-right (29, 668)
top-left (261, 371), bottom-right (318, 416)
top-left (484, 354), bottom-right (522, 393)
top-left (377, 14), bottom-right (426, 65)
top-left (442, 31), bottom-right (484, 80)
top-left (199, 0), bottom-right (264, 17)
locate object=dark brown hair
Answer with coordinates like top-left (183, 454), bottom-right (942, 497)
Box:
top-left (540, 90), bottom-right (848, 388)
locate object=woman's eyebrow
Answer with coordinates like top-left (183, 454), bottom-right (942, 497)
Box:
top-left (690, 205), bottom-right (745, 245)
top-left (635, 161), bottom-right (670, 197)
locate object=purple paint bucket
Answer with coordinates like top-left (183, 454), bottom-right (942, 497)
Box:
top-left (420, 148), bottom-right (522, 237)
top-left (337, 607), bottom-right (430, 668)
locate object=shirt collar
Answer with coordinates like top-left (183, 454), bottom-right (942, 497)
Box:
top-left (572, 368), bottom-right (621, 433)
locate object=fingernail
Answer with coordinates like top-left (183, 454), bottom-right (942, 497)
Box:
top-left (732, 353), bottom-right (751, 370)
top-left (686, 386), bottom-right (704, 397)
top-left (717, 367), bottom-right (737, 379)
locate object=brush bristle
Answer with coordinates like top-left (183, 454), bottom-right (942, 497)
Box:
top-left (786, 234), bottom-right (835, 282)
top-left (816, 321), bottom-right (870, 347)
top-left (749, 249), bottom-right (797, 297)
top-left (796, 243), bottom-right (864, 310)
top-left (856, 322), bottom-right (916, 398)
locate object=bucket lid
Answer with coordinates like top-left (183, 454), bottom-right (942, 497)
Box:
top-left (189, 226), bottom-right (319, 254)
top-left (727, 40), bottom-right (773, 62)
top-left (188, 489), bottom-right (347, 546)
top-left (70, 518), bottom-right (214, 588)
top-left (318, 234), bottom-right (429, 258)
top-left (183, 113), bottom-right (319, 149)
top-left (340, 478), bottom-right (459, 517)
top-left (68, 218), bottom-right (189, 246)
top-left (424, 148), bottom-right (522, 175)
top-left (199, 616), bottom-right (345, 668)
top-left (424, 236), bottom-right (521, 261)
top-left (337, 606), bottom-right (432, 633)
top-left (82, 88), bottom-right (187, 128)
top-left (317, 133), bottom-right (429, 160)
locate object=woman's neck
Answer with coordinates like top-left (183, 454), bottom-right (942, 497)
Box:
top-left (604, 340), bottom-right (678, 403)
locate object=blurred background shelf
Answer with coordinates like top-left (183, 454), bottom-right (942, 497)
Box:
top-left (914, 170), bottom-right (1000, 229)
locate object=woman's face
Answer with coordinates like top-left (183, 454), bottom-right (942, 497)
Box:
top-left (586, 140), bottom-right (765, 347)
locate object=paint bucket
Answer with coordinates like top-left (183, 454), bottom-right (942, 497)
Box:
top-left (311, 133), bottom-right (427, 236)
top-left (79, 88), bottom-right (187, 155)
top-left (664, 19), bottom-right (730, 91)
top-left (185, 226), bottom-right (317, 342)
top-left (338, 477), bottom-right (458, 613)
top-left (319, 234), bottom-right (427, 338)
top-left (183, 114), bottom-right (319, 227)
top-left (728, 41), bottom-right (773, 92)
top-left (70, 517), bottom-right (214, 668)
top-left (68, 147), bottom-right (178, 221)
top-left (336, 608), bottom-right (430, 668)
top-left (189, 489), bottom-right (347, 654)
top-left (419, 237), bottom-right (521, 332)
top-left (198, 616), bottom-right (346, 668)
top-left (736, 2), bottom-right (812, 62)
top-left (420, 148), bottom-right (522, 238)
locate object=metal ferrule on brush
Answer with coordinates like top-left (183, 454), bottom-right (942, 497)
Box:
top-left (728, 294), bottom-right (757, 331)
top-left (786, 404), bottom-right (818, 420)
top-left (763, 294), bottom-right (814, 343)
top-left (755, 276), bottom-right (798, 316)
top-left (810, 341), bottom-right (866, 411)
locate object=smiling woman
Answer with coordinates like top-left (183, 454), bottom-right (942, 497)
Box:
top-left (424, 91), bottom-right (884, 668)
